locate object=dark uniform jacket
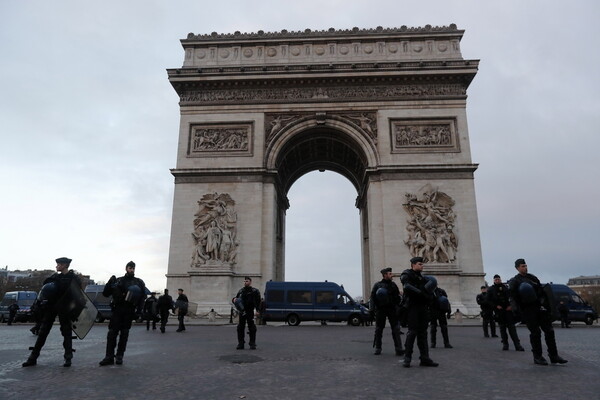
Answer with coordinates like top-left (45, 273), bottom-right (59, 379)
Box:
top-left (369, 279), bottom-right (401, 313)
top-left (157, 294), bottom-right (174, 313)
top-left (235, 286), bottom-right (261, 313)
top-left (508, 272), bottom-right (546, 312)
top-left (103, 273), bottom-right (146, 314)
top-left (487, 283), bottom-right (510, 310)
top-left (400, 268), bottom-right (430, 307)
top-left (45, 270), bottom-right (84, 319)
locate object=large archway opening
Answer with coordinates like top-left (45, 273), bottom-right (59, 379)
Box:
top-left (285, 171), bottom-right (362, 298)
top-left (273, 126), bottom-right (371, 299)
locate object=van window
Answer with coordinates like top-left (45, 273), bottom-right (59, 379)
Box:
top-left (288, 290), bottom-right (312, 304)
top-left (571, 295), bottom-right (583, 304)
top-left (268, 290), bottom-right (284, 303)
top-left (336, 294), bottom-right (351, 304)
top-left (1, 294), bottom-right (17, 306)
top-left (316, 291), bottom-right (334, 304)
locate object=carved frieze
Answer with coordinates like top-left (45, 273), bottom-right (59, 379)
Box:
top-left (188, 123), bottom-right (253, 157)
top-left (264, 111), bottom-right (378, 146)
top-left (179, 83), bottom-right (466, 106)
top-left (403, 184), bottom-right (458, 264)
top-left (191, 193), bottom-right (239, 269)
top-left (390, 118), bottom-right (459, 153)
top-left (182, 25), bottom-right (464, 68)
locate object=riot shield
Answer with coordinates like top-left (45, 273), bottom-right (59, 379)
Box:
top-left (57, 280), bottom-right (98, 339)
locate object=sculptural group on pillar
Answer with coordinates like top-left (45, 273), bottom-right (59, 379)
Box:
top-left (191, 192), bottom-right (239, 267)
top-left (403, 184), bottom-right (458, 264)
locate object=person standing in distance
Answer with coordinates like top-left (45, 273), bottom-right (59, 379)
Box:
top-left (400, 256), bottom-right (438, 368)
top-left (487, 274), bottom-right (524, 351)
top-left (143, 292), bottom-right (160, 331)
top-left (175, 289), bottom-right (189, 332)
top-left (476, 285), bottom-right (497, 338)
top-left (157, 289), bottom-right (174, 333)
top-left (23, 257), bottom-right (83, 367)
top-left (99, 261), bottom-right (146, 366)
top-left (370, 267), bottom-right (404, 356)
top-left (234, 276), bottom-right (261, 350)
top-left (509, 258), bottom-right (567, 365)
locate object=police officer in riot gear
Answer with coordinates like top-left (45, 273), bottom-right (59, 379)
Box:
top-left (23, 257), bottom-right (83, 367)
top-left (157, 289), bottom-right (174, 333)
top-left (476, 286), bottom-right (497, 338)
top-left (234, 276), bottom-right (261, 350)
top-left (99, 261), bottom-right (147, 366)
top-left (429, 286), bottom-right (452, 349)
top-left (370, 267), bottom-right (404, 356)
top-left (509, 258), bottom-right (567, 365)
top-left (400, 257), bottom-right (438, 368)
top-left (487, 274), bottom-right (524, 351)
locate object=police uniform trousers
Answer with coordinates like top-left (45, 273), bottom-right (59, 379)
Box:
top-left (237, 312), bottom-right (257, 346)
top-left (521, 306), bottom-right (558, 358)
top-left (105, 306), bottom-right (135, 358)
top-left (28, 310), bottom-right (73, 361)
top-left (481, 310), bottom-right (496, 337)
top-left (373, 307), bottom-right (403, 352)
top-left (495, 309), bottom-right (521, 348)
top-left (159, 310), bottom-right (170, 330)
top-left (429, 310), bottom-right (450, 347)
top-left (404, 305), bottom-right (430, 361)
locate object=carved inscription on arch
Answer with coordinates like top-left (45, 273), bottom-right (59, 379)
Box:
top-left (188, 123), bottom-right (253, 157)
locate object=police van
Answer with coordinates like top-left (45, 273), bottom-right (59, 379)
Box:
top-left (547, 284), bottom-right (597, 325)
top-left (0, 291), bottom-right (38, 323)
top-left (262, 281), bottom-right (370, 326)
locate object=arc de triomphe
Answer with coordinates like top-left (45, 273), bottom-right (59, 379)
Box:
top-left (166, 25), bottom-right (485, 314)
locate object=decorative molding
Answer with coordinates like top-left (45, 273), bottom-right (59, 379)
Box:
top-left (188, 122), bottom-right (253, 157)
top-left (403, 184), bottom-right (458, 264)
top-left (390, 118), bottom-right (459, 153)
top-left (179, 82), bottom-right (465, 106)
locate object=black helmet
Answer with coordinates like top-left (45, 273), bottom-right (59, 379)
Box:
top-left (375, 287), bottom-right (389, 306)
top-left (38, 282), bottom-right (59, 305)
top-left (124, 285), bottom-right (143, 304)
top-left (424, 275), bottom-right (438, 294)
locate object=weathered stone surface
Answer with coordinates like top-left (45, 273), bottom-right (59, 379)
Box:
top-left (166, 25), bottom-right (485, 314)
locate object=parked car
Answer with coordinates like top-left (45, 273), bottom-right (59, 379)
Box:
top-left (262, 281), bottom-right (369, 326)
top-left (0, 291), bottom-right (38, 323)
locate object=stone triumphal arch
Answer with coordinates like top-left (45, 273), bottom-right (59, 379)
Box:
top-left (166, 25), bottom-right (485, 314)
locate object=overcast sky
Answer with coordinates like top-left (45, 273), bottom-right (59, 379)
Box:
top-left (1, 1), bottom-right (598, 297)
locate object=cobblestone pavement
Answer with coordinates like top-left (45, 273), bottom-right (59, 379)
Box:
top-left (0, 321), bottom-right (598, 400)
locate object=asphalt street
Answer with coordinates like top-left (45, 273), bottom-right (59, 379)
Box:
top-left (0, 320), bottom-right (598, 400)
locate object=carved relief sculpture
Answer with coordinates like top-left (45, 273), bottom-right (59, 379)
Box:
top-left (191, 193), bottom-right (239, 267)
top-left (264, 111), bottom-right (377, 146)
top-left (391, 119), bottom-right (458, 153)
top-left (403, 184), bottom-right (458, 263)
top-left (189, 123), bottom-right (252, 157)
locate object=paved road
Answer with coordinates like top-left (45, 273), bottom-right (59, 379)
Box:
top-left (0, 321), bottom-right (598, 400)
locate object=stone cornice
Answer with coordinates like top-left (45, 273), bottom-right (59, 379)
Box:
top-left (178, 25), bottom-right (467, 69)
top-left (184, 24), bottom-right (463, 42)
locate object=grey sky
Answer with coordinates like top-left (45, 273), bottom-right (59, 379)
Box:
top-left (1, 1), bottom-right (598, 297)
